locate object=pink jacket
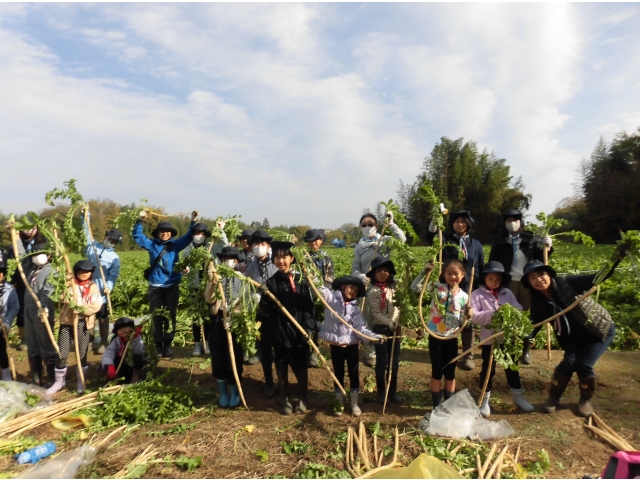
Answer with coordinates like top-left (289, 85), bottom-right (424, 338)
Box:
top-left (470, 286), bottom-right (522, 342)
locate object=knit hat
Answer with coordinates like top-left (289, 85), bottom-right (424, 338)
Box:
top-left (303, 229), bottom-right (325, 242)
top-left (151, 221), bottom-right (178, 238)
top-left (192, 222), bottom-right (212, 238)
top-left (450, 210), bottom-right (475, 232)
top-left (249, 230), bottom-right (273, 245)
top-left (105, 228), bottom-right (123, 244)
top-left (366, 256), bottom-right (396, 278)
top-left (502, 209), bottom-right (523, 222)
top-left (480, 261), bottom-right (512, 286)
top-left (237, 229), bottom-right (255, 241)
top-left (271, 241), bottom-right (294, 258)
top-left (217, 246), bottom-right (240, 260)
top-left (520, 260), bottom-right (556, 289)
top-left (332, 275), bottom-right (366, 298)
top-left (73, 259), bottom-right (96, 275)
top-left (112, 317), bottom-right (135, 334)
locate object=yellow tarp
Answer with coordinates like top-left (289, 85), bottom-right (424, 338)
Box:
top-left (372, 454), bottom-right (464, 479)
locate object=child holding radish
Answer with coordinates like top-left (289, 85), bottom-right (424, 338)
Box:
top-left (318, 275), bottom-right (384, 416)
top-left (47, 259), bottom-right (103, 395)
top-left (102, 317), bottom-right (145, 384)
top-left (412, 258), bottom-right (472, 407)
top-left (470, 261), bottom-right (535, 417)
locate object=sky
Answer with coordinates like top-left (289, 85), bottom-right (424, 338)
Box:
top-left (1, 3), bottom-right (639, 229)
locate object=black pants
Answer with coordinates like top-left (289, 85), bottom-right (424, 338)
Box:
top-left (274, 346), bottom-right (309, 399)
top-left (209, 313), bottom-right (244, 385)
top-left (479, 345), bottom-right (522, 391)
top-left (56, 321), bottom-right (90, 369)
top-left (429, 335), bottom-right (457, 381)
top-left (192, 320), bottom-right (212, 343)
top-left (148, 284), bottom-right (180, 345)
top-left (373, 325), bottom-right (400, 385)
top-left (0, 334), bottom-right (8, 369)
top-left (115, 354), bottom-right (145, 384)
top-left (330, 343), bottom-right (360, 391)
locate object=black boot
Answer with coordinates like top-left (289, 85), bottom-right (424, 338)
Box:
top-left (520, 337), bottom-right (533, 365)
top-left (293, 368), bottom-right (309, 413)
top-left (578, 376), bottom-right (597, 417)
top-left (388, 373), bottom-right (403, 404)
top-left (376, 373), bottom-right (386, 404)
top-left (44, 358), bottom-right (56, 389)
top-left (29, 355), bottom-right (43, 386)
top-left (431, 390), bottom-right (442, 407)
top-left (262, 361), bottom-right (275, 399)
top-left (162, 341), bottom-right (172, 358)
top-left (543, 370), bottom-right (572, 413)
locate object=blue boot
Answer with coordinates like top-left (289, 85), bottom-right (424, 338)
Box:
top-left (217, 379), bottom-right (229, 408)
top-left (229, 384), bottom-right (241, 409)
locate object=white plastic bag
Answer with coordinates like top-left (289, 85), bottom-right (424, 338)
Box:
top-left (472, 418), bottom-right (515, 440)
top-left (0, 380), bottom-right (52, 422)
top-left (17, 444), bottom-right (98, 479)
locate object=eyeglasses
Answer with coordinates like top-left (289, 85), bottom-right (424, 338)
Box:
top-left (361, 223), bottom-right (376, 228)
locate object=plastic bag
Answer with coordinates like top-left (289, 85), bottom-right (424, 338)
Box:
top-left (472, 418), bottom-right (515, 440)
top-left (17, 444), bottom-right (97, 479)
top-left (372, 453), bottom-right (463, 479)
top-left (0, 380), bottom-right (52, 422)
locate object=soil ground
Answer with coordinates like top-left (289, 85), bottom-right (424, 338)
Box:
top-left (2, 342), bottom-right (639, 479)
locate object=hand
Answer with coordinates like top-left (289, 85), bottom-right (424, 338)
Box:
top-left (134, 326), bottom-right (143, 338)
top-left (464, 306), bottom-right (474, 319)
top-left (223, 316), bottom-right (232, 330)
top-left (103, 287), bottom-right (110, 295)
top-left (192, 211), bottom-right (199, 221)
top-left (107, 365), bottom-right (117, 380)
top-left (428, 219), bottom-right (437, 233)
top-left (542, 236), bottom-right (553, 248)
top-left (424, 261), bottom-right (435, 273)
top-left (376, 335), bottom-right (387, 344)
top-left (207, 261), bottom-right (216, 278)
top-left (138, 210), bottom-right (148, 220)
top-left (217, 220), bottom-right (226, 230)
top-left (182, 266), bottom-right (190, 275)
top-left (385, 211), bottom-right (394, 225)
top-left (359, 273), bottom-right (370, 286)
top-left (251, 293), bottom-right (261, 304)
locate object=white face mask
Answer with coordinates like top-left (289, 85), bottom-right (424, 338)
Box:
top-left (361, 226), bottom-right (376, 238)
top-left (223, 259), bottom-right (237, 268)
top-left (192, 235), bottom-right (206, 246)
top-left (103, 238), bottom-right (116, 249)
top-left (253, 245), bottom-right (268, 258)
top-left (505, 220), bottom-right (521, 234)
top-left (32, 254), bottom-right (48, 266)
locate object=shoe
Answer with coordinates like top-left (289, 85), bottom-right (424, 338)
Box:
top-left (295, 399), bottom-right (307, 414)
top-left (389, 392), bottom-right (403, 404)
top-left (263, 362), bottom-right (275, 399)
top-left (479, 391), bottom-right (491, 417)
top-left (162, 344), bottom-right (172, 358)
top-left (95, 344), bottom-right (106, 354)
top-left (511, 387), bottom-right (535, 413)
top-left (459, 355), bottom-right (476, 371)
top-left (376, 373), bottom-right (386, 404)
top-left (29, 355), bottom-right (43, 387)
top-left (192, 342), bottom-right (202, 357)
top-left (247, 356), bottom-right (260, 365)
top-left (577, 376), bottom-right (596, 417)
top-left (520, 338), bottom-right (533, 365)
top-left (334, 391), bottom-right (345, 416)
top-left (458, 328), bottom-right (475, 370)
top-left (281, 398), bottom-right (293, 415)
top-left (293, 367), bottom-right (309, 414)
top-left (76, 366), bottom-right (89, 395)
top-left (229, 384), bottom-right (241, 409)
top-left (243, 354), bottom-right (249, 363)
top-left (46, 367), bottom-right (67, 395)
top-left (217, 379), bottom-right (229, 408)
top-left (431, 390), bottom-right (442, 408)
top-left (542, 370), bottom-right (572, 413)
top-left (1, 368), bottom-right (11, 381)
top-left (350, 390), bottom-right (362, 417)
top-left (308, 352), bottom-right (320, 368)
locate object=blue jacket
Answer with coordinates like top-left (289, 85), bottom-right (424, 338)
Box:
top-left (132, 220), bottom-right (195, 286)
top-left (82, 213), bottom-right (121, 302)
top-left (1, 282), bottom-right (19, 329)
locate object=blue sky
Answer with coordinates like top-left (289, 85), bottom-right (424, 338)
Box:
top-left (1, 3), bottom-right (639, 229)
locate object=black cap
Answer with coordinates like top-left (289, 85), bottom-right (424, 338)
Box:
top-left (249, 230), bottom-right (273, 245)
top-left (105, 229), bottom-right (123, 244)
top-left (236, 229), bottom-right (255, 241)
top-left (271, 241), bottom-right (294, 256)
top-left (151, 221), bottom-right (178, 238)
top-left (112, 317), bottom-right (135, 334)
top-left (366, 256), bottom-right (396, 278)
top-left (303, 229), bottom-right (325, 242)
top-left (502, 209), bottom-right (522, 222)
top-left (520, 260), bottom-right (556, 289)
top-left (332, 275), bottom-right (366, 298)
top-left (73, 259), bottom-right (96, 275)
top-left (480, 261), bottom-right (512, 286)
top-left (217, 246), bottom-right (240, 260)
top-left (192, 222), bottom-right (212, 238)
top-left (450, 210), bottom-right (475, 231)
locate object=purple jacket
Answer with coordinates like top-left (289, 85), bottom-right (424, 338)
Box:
top-left (470, 285), bottom-right (522, 342)
top-left (318, 287), bottom-right (379, 346)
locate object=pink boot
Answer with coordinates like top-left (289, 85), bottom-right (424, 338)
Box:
top-left (46, 367), bottom-right (67, 395)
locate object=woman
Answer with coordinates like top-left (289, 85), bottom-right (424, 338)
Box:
top-left (521, 258), bottom-right (622, 417)
top-left (489, 209), bottom-right (552, 364)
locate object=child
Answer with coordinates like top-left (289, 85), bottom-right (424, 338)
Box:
top-left (235, 229), bottom-right (255, 274)
top-left (133, 210), bottom-right (197, 358)
top-left (22, 243), bottom-right (57, 387)
top-left (304, 228), bottom-right (335, 368)
top-left (366, 256), bottom-right (403, 405)
top-left (0, 249), bottom-right (20, 381)
top-left (204, 246), bottom-right (244, 408)
top-left (413, 258), bottom-right (472, 407)
top-left (102, 317), bottom-right (145, 384)
top-left (470, 262), bottom-right (535, 417)
top-left (319, 275), bottom-right (383, 416)
top-left (48, 260), bottom-right (104, 395)
top-left (259, 241), bottom-right (315, 415)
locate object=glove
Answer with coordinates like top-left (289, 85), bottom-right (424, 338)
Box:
top-left (359, 273), bottom-right (370, 286)
top-left (134, 326), bottom-right (143, 338)
top-left (217, 220), bottom-right (226, 230)
top-left (428, 219), bottom-right (437, 233)
top-left (376, 335), bottom-right (386, 344)
top-left (424, 261), bottom-right (435, 274)
top-left (103, 287), bottom-right (110, 295)
top-left (252, 293), bottom-right (261, 304)
top-left (138, 210), bottom-right (148, 220)
top-left (192, 210), bottom-right (199, 221)
top-left (107, 365), bottom-right (117, 380)
top-left (385, 211), bottom-right (394, 225)
top-left (542, 236), bottom-right (553, 248)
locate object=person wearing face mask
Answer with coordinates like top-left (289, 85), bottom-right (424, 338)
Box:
top-left (351, 213), bottom-right (406, 368)
top-left (426, 210), bottom-right (484, 371)
top-left (489, 209), bottom-right (552, 364)
top-left (81, 210), bottom-right (122, 355)
top-left (132, 210), bottom-right (198, 358)
top-left (235, 229), bottom-right (255, 274)
top-left (204, 246), bottom-right (245, 408)
top-left (22, 244), bottom-right (57, 387)
top-left (244, 230), bottom-right (279, 395)
top-left (0, 249), bottom-right (20, 381)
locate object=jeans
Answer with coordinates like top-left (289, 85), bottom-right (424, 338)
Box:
top-left (556, 325), bottom-right (615, 379)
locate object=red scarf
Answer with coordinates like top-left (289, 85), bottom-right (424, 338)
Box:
top-left (287, 273), bottom-right (297, 294)
top-left (75, 279), bottom-right (92, 304)
top-left (374, 282), bottom-right (389, 310)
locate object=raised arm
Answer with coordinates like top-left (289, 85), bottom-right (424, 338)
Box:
top-left (173, 221), bottom-right (197, 252)
top-left (132, 220), bottom-right (153, 251)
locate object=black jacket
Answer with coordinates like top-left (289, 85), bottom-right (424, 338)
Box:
top-left (259, 271), bottom-right (315, 348)
top-left (489, 231), bottom-right (550, 274)
top-left (426, 230), bottom-right (483, 290)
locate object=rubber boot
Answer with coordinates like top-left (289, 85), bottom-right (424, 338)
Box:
top-left (263, 362), bottom-right (275, 399)
top-left (431, 390), bottom-right (442, 407)
top-left (511, 387), bottom-right (535, 412)
top-left (17, 327), bottom-right (28, 352)
top-left (293, 368), bottom-right (309, 414)
top-left (76, 366), bottom-right (89, 395)
top-left (520, 337), bottom-right (533, 365)
top-left (376, 373), bottom-right (386, 405)
top-left (217, 379), bottom-right (229, 408)
top-left (458, 327), bottom-right (475, 371)
top-left (229, 384), bottom-right (241, 409)
top-left (479, 391), bottom-right (491, 417)
top-left (350, 389), bottom-right (362, 417)
top-left (543, 370), bottom-right (572, 413)
top-left (388, 373), bottom-right (403, 404)
top-left (162, 341), bottom-right (172, 358)
top-left (444, 390), bottom-right (455, 401)
top-left (578, 376), bottom-right (597, 417)
top-left (278, 368), bottom-right (293, 415)
top-left (192, 342), bottom-right (203, 357)
top-left (29, 355), bottom-right (43, 386)
top-left (44, 359), bottom-right (56, 389)
top-left (204, 340), bottom-right (210, 356)
top-left (46, 367), bottom-right (67, 395)
top-left (334, 390), bottom-right (345, 416)
top-left (98, 317), bottom-right (110, 353)
top-left (363, 343), bottom-right (376, 367)
top-left (1, 368), bottom-right (11, 381)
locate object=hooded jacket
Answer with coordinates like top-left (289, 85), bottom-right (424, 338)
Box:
top-left (132, 220), bottom-right (195, 286)
top-left (58, 280), bottom-right (104, 330)
top-left (1, 282), bottom-right (19, 330)
top-left (82, 213), bottom-right (120, 302)
top-left (351, 224), bottom-right (406, 280)
top-left (318, 287), bottom-right (378, 346)
top-left (470, 285), bottom-right (522, 342)
top-left (489, 230), bottom-right (550, 278)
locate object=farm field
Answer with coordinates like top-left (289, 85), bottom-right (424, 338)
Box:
top-left (1, 243), bottom-right (639, 479)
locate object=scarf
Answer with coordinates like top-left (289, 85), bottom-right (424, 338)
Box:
top-left (30, 266), bottom-right (44, 288)
top-left (75, 279), bottom-right (92, 304)
top-left (361, 233), bottom-right (381, 244)
top-left (510, 234), bottom-right (521, 266)
top-left (374, 282), bottom-right (389, 310)
top-left (287, 272), bottom-right (297, 294)
top-left (454, 234), bottom-right (469, 259)
top-left (258, 258), bottom-right (271, 283)
top-left (117, 336), bottom-right (127, 358)
top-left (488, 287), bottom-right (500, 301)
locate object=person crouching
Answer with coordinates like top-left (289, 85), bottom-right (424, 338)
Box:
top-left (102, 317), bottom-right (145, 384)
